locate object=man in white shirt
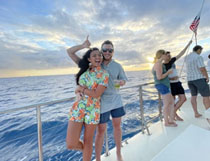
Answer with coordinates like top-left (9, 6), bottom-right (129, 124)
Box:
top-left (186, 45), bottom-right (210, 117)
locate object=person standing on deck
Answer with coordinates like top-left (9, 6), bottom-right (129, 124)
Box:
top-left (66, 36), bottom-right (109, 161)
top-left (68, 38), bottom-right (127, 161)
top-left (163, 40), bottom-right (192, 121)
top-left (95, 40), bottom-right (128, 161)
top-left (152, 50), bottom-right (177, 127)
top-left (186, 45), bottom-right (210, 117)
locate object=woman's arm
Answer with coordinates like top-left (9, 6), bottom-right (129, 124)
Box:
top-left (66, 36), bottom-right (91, 65)
top-left (155, 62), bottom-right (172, 80)
top-left (176, 40), bottom-right (192, 60)
top-left (76, 85), bottom-right (107, 98)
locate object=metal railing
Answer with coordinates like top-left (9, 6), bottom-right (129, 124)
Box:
top-left (0, 82), bottom-right (162, 161)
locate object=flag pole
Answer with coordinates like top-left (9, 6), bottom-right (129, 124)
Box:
top-left (190, 0), bottom-right (205, 45)
top-left (195, 0), bottom-right (205, 45)
top-left (195, 33), bottom-right (197, 45)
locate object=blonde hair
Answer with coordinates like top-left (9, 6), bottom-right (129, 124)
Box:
top-left (153, 49), bottom-right (165, 63)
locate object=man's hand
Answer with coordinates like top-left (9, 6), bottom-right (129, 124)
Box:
top-left (75, 86), bottom-right (84, 94)
top-left (119, 80), bottom-right (126, 86)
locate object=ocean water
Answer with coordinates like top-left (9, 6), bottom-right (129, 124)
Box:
top-left (0, 70), bottom-right (190, 161)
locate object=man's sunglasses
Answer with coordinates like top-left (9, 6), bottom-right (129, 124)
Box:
top-left (102, 48), bottom-right (114, 53)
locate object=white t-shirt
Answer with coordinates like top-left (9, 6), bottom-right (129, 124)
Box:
top-left (186, 52), bottom-right (205, 81)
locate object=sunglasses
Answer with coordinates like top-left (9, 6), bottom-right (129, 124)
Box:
top-left (102, 48), bottom-right (114, 53)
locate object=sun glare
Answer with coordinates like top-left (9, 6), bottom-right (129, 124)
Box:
top-left (147, 56), bottom-right (154, 62)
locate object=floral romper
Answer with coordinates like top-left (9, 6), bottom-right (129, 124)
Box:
top-left (69, 67), bottom-right (109, 124)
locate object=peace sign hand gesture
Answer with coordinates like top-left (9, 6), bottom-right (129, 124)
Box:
top-left (82, 35), bottom-right (91, 48)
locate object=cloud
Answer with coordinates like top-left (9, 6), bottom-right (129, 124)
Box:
top-left (0, 0), bottom-right (210, 77)
top-left (0, 39), bottom-right (75, 70)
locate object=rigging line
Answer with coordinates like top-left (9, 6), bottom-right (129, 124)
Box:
top-left (200, 0), bottom-right (205, 14)
top-left (179, 33), bottom-right (194, 78)
top-left (180, 0), bottom-right (205, 77)
top-left (193, 0), bottom-right (205, 45)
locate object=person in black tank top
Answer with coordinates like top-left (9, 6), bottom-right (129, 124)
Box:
top-left (163, 40), bottom-right (192, 121)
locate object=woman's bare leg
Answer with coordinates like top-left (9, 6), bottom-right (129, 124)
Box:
top-left (162, 94), bottom-right (177, 127)
top-left (66, 120), bottom-right (83, 150)
top-left (83, 124), bottom-right (97, 161)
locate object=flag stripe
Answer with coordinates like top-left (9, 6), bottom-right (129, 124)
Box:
top-left (189, 16), bottom-right (200, 32)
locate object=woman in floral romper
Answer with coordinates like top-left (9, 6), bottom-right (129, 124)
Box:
top-left (66, 36), bottom-right (109, 161)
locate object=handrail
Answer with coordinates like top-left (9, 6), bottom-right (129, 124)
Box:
top-left (0, 81), bottom-right (161, 161)
top-left (120, 82), bottom-right (154, 90)
top-left (0, 96), bottom-right (76, 161)
top-left (0, 97), bottom-right (75, 114)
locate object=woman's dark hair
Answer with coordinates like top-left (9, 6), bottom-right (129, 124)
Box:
top-left (76, 47), bottom-right (99, 85)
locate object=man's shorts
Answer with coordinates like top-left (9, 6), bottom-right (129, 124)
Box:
top-left (187, 78), bottom-right (210, 97)
top-left (170, 81), bottom-right (185, 96)
top-left (155, 84), bottom-right (170, 95)
top-left (99, 106), bottom-right (126, 124)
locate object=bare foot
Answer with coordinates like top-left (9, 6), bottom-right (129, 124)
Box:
top-left (117, 154), bottom-right (123, 161)
top-left (74, 140), bottom-right (83, 152)
top-left (175, 114), bottom-right (184, 121)
top-left (169, 121), bottom-right (178, 126)
top-left (195, 113), bottom-right (202, 118)
top-left (165, 122), bottom-right (177, 127)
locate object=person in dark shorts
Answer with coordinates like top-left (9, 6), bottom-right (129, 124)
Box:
top-left (95, 40), bottom-right (128, 161)
top-left (68, 38), bottom-right (127, 161)
top-left (164, 40), bottom-right (192, 121)
top-left (186, 45), bottom-right (210, 118)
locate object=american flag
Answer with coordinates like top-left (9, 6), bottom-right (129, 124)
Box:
top-left (189, 15), bottom-right (200, 33)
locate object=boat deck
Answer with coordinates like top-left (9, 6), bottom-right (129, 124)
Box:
top-left (96, 96), bottom-right (210, 161)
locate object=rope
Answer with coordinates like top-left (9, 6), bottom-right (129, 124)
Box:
top-left (179, 34), bottom-right (194, 77)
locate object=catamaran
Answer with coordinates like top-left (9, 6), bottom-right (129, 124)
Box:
top-left (95, 95), bottom-right (210, 161)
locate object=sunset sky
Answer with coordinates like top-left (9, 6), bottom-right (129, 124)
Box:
top-left (0, 0), bottom-right (210, 78)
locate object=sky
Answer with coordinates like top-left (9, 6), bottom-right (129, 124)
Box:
top-left (0, 0), bottom-right (210, 78)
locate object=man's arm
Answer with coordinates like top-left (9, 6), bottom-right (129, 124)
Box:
top-left (176, 40), bottom-right (192, 60)
top-left (66, 36), bottom-right (91, 65)
top-left (200, 67), bottom-right (209, 82)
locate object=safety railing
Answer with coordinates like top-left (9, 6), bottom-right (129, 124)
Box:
top-left (103, 82), bottom-right (163, 156)
top-left (0, 82), bottom-right (162, 161)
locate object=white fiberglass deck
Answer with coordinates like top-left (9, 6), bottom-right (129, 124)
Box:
top-left (96, 96), bottom-right (210, 161)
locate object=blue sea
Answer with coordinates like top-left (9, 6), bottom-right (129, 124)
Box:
top-left (0, 70), bottom-right (190, 161)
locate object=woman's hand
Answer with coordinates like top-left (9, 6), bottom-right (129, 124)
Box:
top-left (167, 69), bottom-right (173, 75)
top-left (82, 35), bottom-right (91, 48)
